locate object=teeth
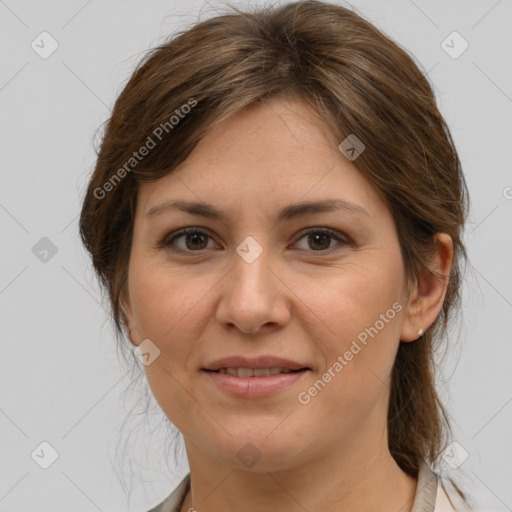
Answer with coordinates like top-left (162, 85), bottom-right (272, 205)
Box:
top-left (217, 367), bottom-right (296, 377)
top-left (253, 368), bottom-right (270, 377)
top-left (237, 368), bottom-right (254, 378)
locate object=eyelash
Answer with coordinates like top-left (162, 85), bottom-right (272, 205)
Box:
top-left (159, 227), bottom-right (351, 255)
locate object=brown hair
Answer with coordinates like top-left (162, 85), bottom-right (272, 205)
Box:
top-left (79, 0), bottom-right (469, 503)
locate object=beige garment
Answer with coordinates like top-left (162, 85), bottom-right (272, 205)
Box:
top-left (147, 461), bottom-right (466, 512)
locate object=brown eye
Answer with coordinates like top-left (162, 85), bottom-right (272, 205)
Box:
top-left (164, 229), bottom-right (215, 252)
top-left (161, 227), bottom-right (349, 255)
top-left (307, 232), bottom-right (331, 251)
top-left (294, 228), bottom-right (348, 252)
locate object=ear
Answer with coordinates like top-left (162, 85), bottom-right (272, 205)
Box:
top-left (119, 288), bottom-right (140, 348)
top-left (400, 233), bottom-right (453, 342)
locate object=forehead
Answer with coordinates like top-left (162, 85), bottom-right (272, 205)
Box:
top-left (190, 96), bottom-right (339, 162)
top-left (136, 97), bottom-right (386, 221)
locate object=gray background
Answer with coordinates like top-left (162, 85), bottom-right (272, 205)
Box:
top-left (1, 0), bottom-right (511, 510)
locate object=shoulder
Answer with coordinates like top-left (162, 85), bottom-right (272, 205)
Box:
top-left (435, 476), bottom-right (472, 512)
top-left (146, 473), bottom-right (190, 512)
top-left (416, 461), bottom-right (471, 512)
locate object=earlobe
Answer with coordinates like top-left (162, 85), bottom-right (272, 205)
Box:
top-left (120, 291), bottom-right (139, 347)
top-left (400, 233), bottom-right (453, 342)
top-left (400, 286), bottom-right (424, 342)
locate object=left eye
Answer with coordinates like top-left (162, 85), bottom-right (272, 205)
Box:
top-left (294, 228), bottom-right (348, 252)
top-left (162, 228), bottom-right (348, 253)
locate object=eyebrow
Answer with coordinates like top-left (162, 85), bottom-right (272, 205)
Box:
top-left (145, 198), bottom-right (370, 223)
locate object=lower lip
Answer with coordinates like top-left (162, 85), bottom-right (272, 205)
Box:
top-left (202, 369), bottom-right (310, 398)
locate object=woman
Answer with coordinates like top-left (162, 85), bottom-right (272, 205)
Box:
top-left (79, 1), bottom-right (471, 510)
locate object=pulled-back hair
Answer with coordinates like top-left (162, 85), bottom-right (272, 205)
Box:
top-left (79, 0), bottom-right (469, 503)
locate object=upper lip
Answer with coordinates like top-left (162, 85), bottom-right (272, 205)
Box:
top-left (202, 356), bottom-right (310, 371)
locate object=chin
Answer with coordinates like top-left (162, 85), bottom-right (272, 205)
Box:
top-left (204, 430), bottom-right (309, 472)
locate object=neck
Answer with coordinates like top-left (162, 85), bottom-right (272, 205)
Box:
top-left (179, 436), bottom-right (417, 512)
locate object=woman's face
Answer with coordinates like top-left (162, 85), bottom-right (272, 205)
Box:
top-left (123, 97), bottom-right (416, 471)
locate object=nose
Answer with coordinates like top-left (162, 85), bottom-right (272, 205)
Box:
top-left (215, 246), bottom-right (291, 335)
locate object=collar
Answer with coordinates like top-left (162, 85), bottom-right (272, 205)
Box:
top-left (411, 461), bottom-right (438, 512)
top-left (148, 461), bottom-right (439, 512)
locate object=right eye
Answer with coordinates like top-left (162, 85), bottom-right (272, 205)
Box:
top-left (162, 228), bottom-right (219, 252)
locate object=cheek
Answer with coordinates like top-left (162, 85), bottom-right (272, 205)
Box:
top-left (302, 259), bottom-right (404, 405)
top-left (128, 256), bottom-right (213, 341)
top-left (127, 269), bottom-right (201, 426)
top-left (308, 258), bottom-right (404, 342)
top-left (126, 263), bottom-right (198, 388)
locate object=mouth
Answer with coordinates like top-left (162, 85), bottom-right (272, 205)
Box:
top-left (202, 367), bottom-right (311, 398)
top-left (204, 367), bottom-right (309, 377)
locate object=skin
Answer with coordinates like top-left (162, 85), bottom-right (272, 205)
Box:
top-left (122, 96), bottom-right (453, 512)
